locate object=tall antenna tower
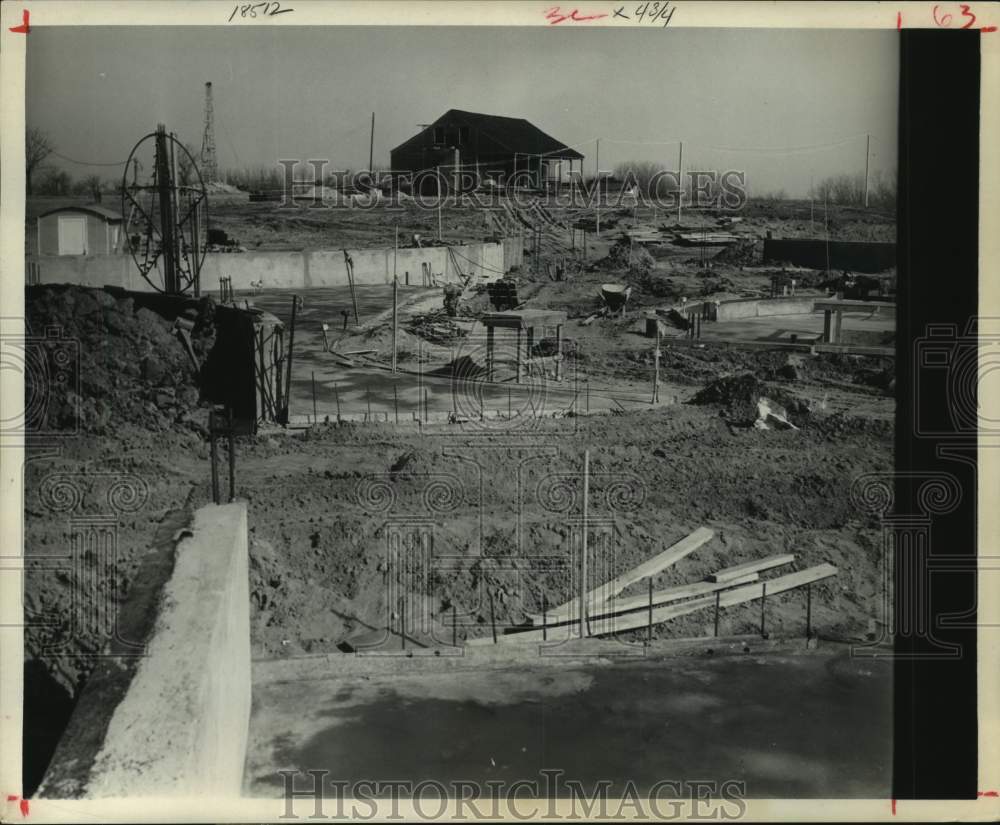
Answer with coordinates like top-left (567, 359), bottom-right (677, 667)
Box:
top-left (200, 81), bottom-right (219, 183)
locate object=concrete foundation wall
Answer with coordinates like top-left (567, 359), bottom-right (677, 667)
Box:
top-left (40, 502), bottom-right (251, 798)
top-left (713, 297), bottom-right (820, 321)
top-left (763, 238), bottom-right (896, 273)
top-left (34, 239), bottom-right (514, 293)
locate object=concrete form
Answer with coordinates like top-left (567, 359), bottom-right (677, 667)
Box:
top-left (31, 237), bottom-right (522, 294)
top-left (482, 309), bottom-right (568, 383)
top-left (39, 503), bottom-right (251, 798)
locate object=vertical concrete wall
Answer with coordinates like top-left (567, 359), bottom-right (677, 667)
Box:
top-left (34, 240), bottom-right (515, 293)
top-left (40, 502), bottom-right (251, 798)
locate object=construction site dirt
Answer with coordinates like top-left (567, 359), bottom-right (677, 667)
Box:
top-left (23, 194), bottom-right (896, 797)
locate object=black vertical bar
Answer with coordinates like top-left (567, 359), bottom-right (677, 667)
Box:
top-left (542, 594), bottom-right (548, 642)
top-left (895, 30), bottom-right (978, 801)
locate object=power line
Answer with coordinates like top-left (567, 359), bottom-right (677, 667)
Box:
top-left (49, 149), bottom-right (127, 167)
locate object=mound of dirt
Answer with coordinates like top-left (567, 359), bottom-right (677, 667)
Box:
top-left (691, 372), bottom-right (809, 427)
top-left (25, 286), bottom-right (213, 434)
top-left (713, 238), bottom-right (758, 265)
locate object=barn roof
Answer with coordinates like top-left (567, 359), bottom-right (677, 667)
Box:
top-left (39, 204), bottom-right (123, 222)
top-left (393, 109), bottom-right (585, 160)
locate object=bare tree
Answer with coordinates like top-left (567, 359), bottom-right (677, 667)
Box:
top-left (176, 144), bottom-right (201, 187)
top-left (26, 128), bottom-right (54, 195)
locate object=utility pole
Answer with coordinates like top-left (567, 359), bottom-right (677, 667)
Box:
top-left (677, 141), bottom-right (684, 225)
top-left (369, 112), bottom-right (375, 172)
top-left (391, 274), bottom-right (398, 375)
top-left (437, 166), bottom-right (443, 241)
top-left (863, 133), bottom-right (870, 208)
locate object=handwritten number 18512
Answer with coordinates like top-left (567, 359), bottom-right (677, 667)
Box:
top-left (228, 2), bottom-right (294, 21)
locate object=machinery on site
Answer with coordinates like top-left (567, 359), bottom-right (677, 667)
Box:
top-left (121, 125), bottom-right (208, 296)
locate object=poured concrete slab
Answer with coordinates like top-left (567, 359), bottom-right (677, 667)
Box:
top-left (244, 645), bottom-right (890, 798)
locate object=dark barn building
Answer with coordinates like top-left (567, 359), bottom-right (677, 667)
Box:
top-left (390, 109), bottom-right (584, 191)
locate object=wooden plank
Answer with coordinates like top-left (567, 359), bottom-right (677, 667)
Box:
top-left (526, 527), bottom-right (714, 624)
top-left (707, 554), bottom-right (795, 584)
top-left (472, 563), bottom-right (836, 646)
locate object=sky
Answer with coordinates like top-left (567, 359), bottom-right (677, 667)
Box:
top-left (26, 26), bottom-right (898, 197)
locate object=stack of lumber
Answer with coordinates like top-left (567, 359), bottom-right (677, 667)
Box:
top-left (467, 527), bottom-right (836, 646)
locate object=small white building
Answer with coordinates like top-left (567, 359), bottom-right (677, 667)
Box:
top-left (37, 205), bottom-right (123, 256)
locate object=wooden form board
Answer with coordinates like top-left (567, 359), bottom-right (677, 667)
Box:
top-left (526, 527), bottom-right (714, 625)
top-left (707, 553), bottom-right (795, 583)
top-left (472, 563), bottom-right (837, 647)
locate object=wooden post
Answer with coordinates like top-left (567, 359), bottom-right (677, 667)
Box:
top-left (391, 276), bottom-right (398, 374)
top-left (311, 371), bottom-right (317, 424)
top-left (714, 590), bottom-right (721, 637)
top-left (760, 581), bottom-right (768, 638)
top-left (486, 325), bottom-right (495, 382)
top-left (806, 582), bottom-right (812, 639)
top-left (393, 383), bottom-right (399, 424)
top-left (586, 379), bottom-right (590, 413)
top-left (542, 595), bottom-right (548, 641)
top-left (452, 604), bottom-right (458, 647)
top-left (555, 324), bottom-right (563, 382)
top-left (334, 381), bottom-right (341, 422)
top-left (209, 411), bottom-right (219, 505)
top-left (515, 327), bottom-right (523, 384)
top-left (833, 310), bottom-right (843, 344)
top-left (823, 310), bottom-right (833, 343)
top-left (489, 588), bottom-right (498, 644)
top-left (580, 449), bottom-right (590, 639)
top-left (647, 578), bottom-right (653, 643)
top-left (652, 327), bottom-right (661, 404)
top-left (366, 388), bottom-right (372, 423)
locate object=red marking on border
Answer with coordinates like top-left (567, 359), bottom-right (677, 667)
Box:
top-left (6, 795), bottom-right (18, 802)
top-left (982, 25), bottom-right (998, 32)
top-left (544, 6), bottom-right (608, 25)
top-left (19, 798), bottom-right (29, 816)
top-left (8, 9), bottom-right (30, 34)
top-left (891, 798), bottom-right (897, 815)
top-left (897, 11), bottom-right (902, 29)
top-left (979, 790), bottom-right (999, 796)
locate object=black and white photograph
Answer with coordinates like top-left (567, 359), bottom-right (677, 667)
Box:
top-left (0, 1), bottom-right (993, 820)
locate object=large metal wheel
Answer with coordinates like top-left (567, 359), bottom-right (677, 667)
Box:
top-left (120, 130), bottom-right (208, 295)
